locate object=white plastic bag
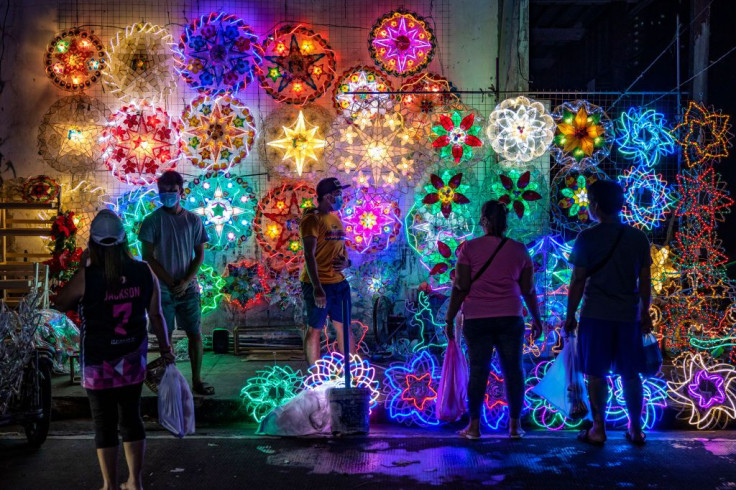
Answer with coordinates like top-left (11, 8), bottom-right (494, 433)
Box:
top-left (257, 383), bottom-right (333, 436)
top-left (158, 364), bottom-right (196, 438)
top-left (532, 335), bottom-right (590, 420)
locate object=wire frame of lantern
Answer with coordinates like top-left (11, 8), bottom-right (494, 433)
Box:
top-left (38, 95), bottom-right (110, 174)
top-left (551, 100), bottom-right (613, 168)
top-left (616, 107), bottom-right (676, 167)
top-left (429, 108), bottom-right (486, 166)
top-left (179, 94), bottom-right (256, 171)
top-left (383, 350), bottom-right (442, 427)
top-left (368, 9), bottom-right (435, 77)
top-left (100, 103), bottom-right (180, 186)
top-left (550, 164), bottom-right (609, 233)
top-left (184, 171), bottom-right (257, 251)
top-left (486, 164), bottom-right (548, 243)
top-left (110, 186), bottom-right (159, 258)
top-left (60, 177), bottom-right (108, 244)
top-left (260, 105), bottom-right (331, 179)
top-left (339, 186), bottom-right (402, 255)
top-left (44, 27), bottom-right (105, 92)
top-left (325, 102), bottom-right (431, 197)
top-left (175, 12), bottom-right (263, 95)
top-left (103, 23), bottom-right (176, 104)
top-left (259, 24), bottom-right (336, 105)
top-left (486, 96), bottom-right (555, 164)
top-left (618, 166), bottom-right (675, 230)
top-left (253, 181), bottom-right (316, 272)
top-left (222, 259), bottom-right (271, 310)
top-left (332, 65), bottom-right (395, 123)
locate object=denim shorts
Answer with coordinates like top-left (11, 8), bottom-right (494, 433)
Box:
top-left (301, 280), bottom-right (351, 329)
top-left (159, 282), bottom-right (201, 336)
top-left (578, 317), bottom-right (644, 378)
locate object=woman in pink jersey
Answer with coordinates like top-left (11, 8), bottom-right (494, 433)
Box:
top-left (445, 200), bottom-right (543, 439)
top-left (56, 210), bottom-right (174, 490)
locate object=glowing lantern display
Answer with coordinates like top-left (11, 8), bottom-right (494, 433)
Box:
top-left (551, 164), bottom-right (608, 232)
top-left (400, 72), bottom-right (459, 117)
top-left (304, 352), bottom-right (380, 411)
top-left (616, 107), bottom-right (676, 167)
top-left (21, 175), bottom-right (60, 204)
top-left (112, 187), bottom-right (159, 258)
top-left (240, 366), bottom-right (304, 423)
top-left (429, 110), bottom-right (485, 165)
top-left (103, 23), bottom-right (176, 104)
top-left (184, 171), bottom-right (257, 251)
top-left (222, 260), bottom-right (271, 310)
top-left (650, 245), bottom-right (679, 295)
top-left (197, 264), bottom-right (225, 315)
top-left (38, 95), bottom-right (110, 174)
top-left (618, 166), bottom-right (674, 230)
top-left (100, 103), bottom-right (180, 186)
top-left (44, 28), bottom-right (105, 91)
top-left (673, 101), bottom-right (732, 168)
top-left (259, 24), bottom-right (336, 105)
top-left (333, 65), bottom-right (394, 122)
top-left (369, 10), bottom-right (435, 76)
top-left (339, 187), bottom-right (402, 254)
top-left (486, 96), bottom-right (555, 163)
top-left (266, 110), bottom-right (326, 176)
top-left (175, 12), bottom-right (263, 94)
top-left (179, 94), bottom-right (256, 170)
top-left (384, 350), bottom-right (441, 426)
top-left (551, 100), bottom-right (613, 167)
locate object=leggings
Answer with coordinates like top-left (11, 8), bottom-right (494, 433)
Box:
top-left (463, 316), bottom-right (525, 419)
top-left (86, 383), bottom-right (145, 449)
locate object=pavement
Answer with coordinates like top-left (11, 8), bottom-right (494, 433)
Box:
top-left (1, 422), bottom-right (736, 489)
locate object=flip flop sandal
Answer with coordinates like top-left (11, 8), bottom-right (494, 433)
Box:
top-left (577, 429), bottom-right (606, 447)
top-left (193, 383), bottom-right (215, 396)
top-left (625, 431), bottom-right (646, 446)
top-left (509, 429), bottom-right (526, 440)
top-left (457, 429), bottom-right (481, 440)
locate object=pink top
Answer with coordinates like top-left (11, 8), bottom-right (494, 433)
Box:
top-left (456, 235), bottom-right (533, 319)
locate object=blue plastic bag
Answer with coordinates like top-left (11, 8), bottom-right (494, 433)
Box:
top-left (641, 333), bottom-right (663, 376)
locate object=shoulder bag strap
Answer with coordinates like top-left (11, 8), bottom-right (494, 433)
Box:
top-left (586, 227), bottom-right (626, 277)
top-left (470, 237), bottom-right (509, 286)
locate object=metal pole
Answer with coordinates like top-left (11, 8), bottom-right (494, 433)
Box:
top-left (676, 12), bottom-right (683, 174)
top-left (342, 298), bottom-right (351, 388)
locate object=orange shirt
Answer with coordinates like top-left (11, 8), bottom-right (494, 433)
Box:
top-left (299, 210), bottom-right (346, 285)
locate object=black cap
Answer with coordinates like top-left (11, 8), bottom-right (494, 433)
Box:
top-left (316, 177), bottom-right (350, 199)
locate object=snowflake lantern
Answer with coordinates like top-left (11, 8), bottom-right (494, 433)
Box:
top-left (384, 350), bottom-right (441, 427)
top-left (487, 165), bottom-right (547, 243)
top-left (353, 258), bottom-right (401, 304)
top-left (111, 187), bottom-right (159, 258)
top-left (618, 166), bottom-right (675, 230)
top-left (253, 182), bottom-right (316, 272)
top-left (38, 95), bottom-right (110, 174)
top-left (429, 110), bottom-right (485, 166)
top-left (551, 100), bottom-right (613, 167)
top-left (525, 360), bottom-right (586, 430)
top-left (259, 24), bottom-right (336, 105)
top-left (333, 65), bottom-right (395, 123)
top-left (222, 260), bottom-right (270, 310)
top-left (616, 108), bottom-right (676, 167)
top-left (551, 164), bottom-right (608, 232)
top-left (179, 94), bottom-right (256, 171)
top-left (175, 12), bottom-right (263, 94)
top-left (304, 352), bottom-right (380, 411)
top-left (668, 352), bottom-right (736, 429)
top-left (673, 101), bottom-right (732, 168)
top-left (100, 103), bottom-right (180, 186)
top-left (241, 366), bottom-right (304, 423)
top-left (339, 187), bottom-right (402, 255)
top-left (369, 10), bottom-right (435, 77)
top-left (103, 23), bottom-right (176, 104)
top-left (325, 103), bottom-right (431, 196)
top-left (44, 28), bottom-right (105, 91)
top-left (263, 107), bottom-right (329, 178)
top-left (486, 96), bottom-right (555, 163)
top-left (184, 171), bottom-right (257, 251)
top-left (21, 175), bottom-right (60, 204)
top-left (606, 375), bottom-right (668, 430)
top-left (197, 264), bottom-right (225, 315)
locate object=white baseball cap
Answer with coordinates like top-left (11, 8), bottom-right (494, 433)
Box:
top-left (90, 209), bottom-right (126, 246)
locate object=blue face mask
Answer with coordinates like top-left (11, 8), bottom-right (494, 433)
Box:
top-left (333, 196), bottom-right (343, 211)
top-left (159, 192), bottom-right (180, 208)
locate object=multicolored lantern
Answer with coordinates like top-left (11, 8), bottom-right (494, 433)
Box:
top-left (487, 166), bottom-right (547, 243)
top-left (175, 12), bottom-right (263, 95)
top-left (650, 245), bottom-right (679, 295)
top-left (399, 72), bottom-right (459, 117)
top-left (429, 110), bottom-right (484, 165)
top-left (101, 103), bottom-right (179, 186)
top-left (551, 100), bottom-right (613, 167)
top-left (38, 95), bottom-right (110, 174)
top-left (673, 101), bottom-right (731, 168)
top-left (222, 260), bottom-right (271, 310)
top-left (103, 23), bottom-right (176, 104)
top-left (111, 187), bottom-right (159, 258)
top-left (184, 171), bottom-right (257, 251)
top-left (353, 257), bottom-right (401, 303)
top-left (340, 187), bottom-right (402, 254)
top-left (606, 375), bottom-right (668, 430)
top-left (44, 28), bottom-right (105, 91)
top-left (21, 175), bottom-right (60, 204)
top-left (179, 94), bottom-right (256, 170)
top-left (197, 264), bottom-right (225, 315)
top-left (259, 24), bottom-right (336, 105)
top-left (487, 96), bottom-right (555, 163)
top-left (551, 164), bottom-right (608, 232)
top-left (304, 352), bottom-right (380, 411)
top-left (618, 166), bottom-right (675, 230)
top-left (616, 107), bottom-right (676, 167)
top-left (384, 350), bottom-right (441, 426)
top-left (369, 10), bottom-right (435, 77)
top-left (333, 65), bottom-right (394, 122)
top-left (253, 182), bottom-right (316, 271)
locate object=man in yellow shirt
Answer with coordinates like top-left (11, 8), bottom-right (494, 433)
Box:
top-left (300, 178), bottom-right (353, 365)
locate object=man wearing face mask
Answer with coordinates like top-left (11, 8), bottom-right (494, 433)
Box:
top-left (139, 170), bottom-right (214, 396)
top-left (300, 177), bottom-right (353, 366)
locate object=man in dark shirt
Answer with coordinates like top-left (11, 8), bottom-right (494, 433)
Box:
top-left (566, 180), bottom-right (652, 446)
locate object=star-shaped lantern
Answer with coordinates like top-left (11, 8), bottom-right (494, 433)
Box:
top-left (422, 172), bottom-right (470, 219)
top-left (673, 101), bottom-right (731, 168)
top-left (267, 110), bottom-right (326, 176)
top-left (369, 10), bottom-right (435, 76)
top-left (259, 25), bottom-right (336, 105)
top-left (430, 111), bottom-right (484, 165)
top-left (333, 65), bottom-right (394, 122)
top-left (384, 351), bottom-right (441, 426)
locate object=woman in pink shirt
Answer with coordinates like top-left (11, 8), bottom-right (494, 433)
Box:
top-left (445, 200), bottom-right (543, 439)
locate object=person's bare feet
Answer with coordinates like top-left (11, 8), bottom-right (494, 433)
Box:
top-left (458, 426), bottom-right (481, 440)
top-left (120, 480), bottom-right (142, 490)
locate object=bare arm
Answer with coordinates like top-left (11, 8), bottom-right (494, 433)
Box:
top-left (639, 264), bottom-right (653, 333)
top-left (519, 266), bottom-right (543, 339)
top-left (302, 235), bottom-right (325, 308)
top-left (444, 263), bottom-right (471, 339)
top-left (147, 265), bottom-right (175, 363)
top-left (181, 243), bottom-right (205, 286)
top-left (53, 267), bottom-right (85, 311)
top-left (565, 265), bottom-right (587, 333)
top-left (141, 240), bottom-right (175, 289)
